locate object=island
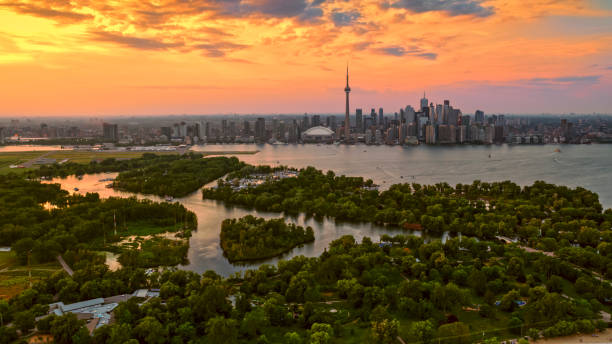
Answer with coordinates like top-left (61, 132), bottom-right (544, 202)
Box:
top-left (220, 215), bottom-right (314, 262)
top-left (1, 163), bottom-right (611, 344)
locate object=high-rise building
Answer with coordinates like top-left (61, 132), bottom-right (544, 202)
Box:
top-left (301, 114), bottom-right (310, 131)
top-left (102, 123), bottom-right (119, 142)
top-left (370, 108), bottom-right (377, 126)
top-left (243, 120), bottom-right (251, 136)
top-left (312, 115), bottom-right (321, 127)
top-left (420, 92), bottom-right (428, 111)
top-left (255, 118), bottom-right (266, 142)
top-left (160, 126), bottom-right (172, 139)
top-left (0, 127), bottom-right (5, 144)
top-left (405, 106), bottom-right (416, 124)
top-left (344, 66), bottom-right (351, 138)
top-left (475, 110), bottom-right (485, 123)
top-left (356, 109), bottom-right (363, 133)
top-left (378, 108), bottom-right (384, 127)
top-left (221, 120), bottom-right (228, 138)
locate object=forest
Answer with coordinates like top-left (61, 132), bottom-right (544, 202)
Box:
top-left (0, 174), bottom-right (197, 269)
top-left (32, 153), bottom-right (245, 197)
top-left (1, 162), bottom-right (611, 343)
top-left (1, 232), bottom-right (610, 343)
top-left (220, 216), bottom-right (315, 262)
top-left (203, 166), bottom-right (612, 279)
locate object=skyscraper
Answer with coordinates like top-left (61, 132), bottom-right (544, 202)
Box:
top-left (356, 109), bottom-right (363, 133)
top-left (378, 108), bottom-right (384, 127)
top-left (102, 123), bottom-right (118, 142)
top-left (344, 65), bottom-right (351, 138)
top-left (420, 92), bottom-right (428, 111)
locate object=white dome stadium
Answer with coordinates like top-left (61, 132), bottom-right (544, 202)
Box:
top-left (302, 126), bottom-right (335, 143)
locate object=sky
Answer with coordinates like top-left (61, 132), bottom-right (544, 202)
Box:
top-left (0, 0), bottom-right (611, 117)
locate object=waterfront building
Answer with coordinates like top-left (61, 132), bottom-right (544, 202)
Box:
top-left (255, 117), bottom-right (266, 142)
top-left (102, 123), bottom-right (118, 142)
top-left (302, 126), bottom-right (334, 143)
top-left (475, 110), bottom-right (485, 123)
top-left (420, 92), bottom-right (428, 111)
top-left (356, 108), bottom-right (363, 133)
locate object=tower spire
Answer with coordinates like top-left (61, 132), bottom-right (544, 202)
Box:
top-left (346, 64), bottom-right (349, 88)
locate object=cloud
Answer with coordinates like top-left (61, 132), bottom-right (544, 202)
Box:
top-left (331, 10), bottom-right (361, 26)
top-left (528, 75), bottom-right (601, 85)
top-left (208, 0), bottom-right (324, 20)
top-left (607, 66), bottom-right (612, 70)
top-left (388, 0), bottom-right (494, 17)
top-left (374, 45), bottom-right (438, 59)
top-left (0, 2), bottom-right (93, 23)
top-left (91, 31), bottom-right (184, 50)
top-left (194, 41), bottom-right (249, 57)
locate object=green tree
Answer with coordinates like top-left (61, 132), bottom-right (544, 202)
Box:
top-left (134, 316), bottom-right (168, 344)
top-left (437, 322), bottom-right (471, 344)
top-left (412, 320), bottom-right (435, 344)
top-left (207, 316), bottom-right (238, 344)
top-left (50, 313), bottom-right (88, 344)
top-left (370, 319), bottom-right (399, 344)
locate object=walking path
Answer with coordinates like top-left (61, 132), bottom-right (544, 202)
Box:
top-left (56, 255), bottom-right (74, 276)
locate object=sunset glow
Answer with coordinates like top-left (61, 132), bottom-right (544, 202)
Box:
top-left (0, 0), bottom-right (611, 115)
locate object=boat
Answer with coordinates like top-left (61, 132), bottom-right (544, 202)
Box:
top-left (73, 187), bottom-right (79, 191)
top-left (554, 148), bottom-right (561, 153)
top-left (164, 196), bottom-right (174, 202)
top-left (77, 175), bottom-right (83, 180)
top-left (105, 183), bottom-right (113, 188)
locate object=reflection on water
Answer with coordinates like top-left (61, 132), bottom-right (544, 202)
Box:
top-left (46, 173), bottom-right (427, 276)
top-left (43, 143), bottom-right (612, 276)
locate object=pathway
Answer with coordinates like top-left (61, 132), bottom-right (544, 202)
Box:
top-left (56, 255), bottom-right (74, 276)
top-left (21, 151), bottom-right (54, 168)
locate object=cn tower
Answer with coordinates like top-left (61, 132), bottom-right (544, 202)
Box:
top-left (344, 65), bottom-right (351, 139)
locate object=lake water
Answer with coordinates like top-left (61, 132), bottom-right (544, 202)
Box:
top-left (44, 143), bottom-right (612, 276)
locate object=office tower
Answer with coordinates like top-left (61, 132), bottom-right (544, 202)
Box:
top-left (326, 116), bottom-right (337, 130)
top-left (312, 115), bottom-right (321, 127)
top-left (405, 106), bottom-right (416, 124)
top-left (378, 108), bottom-right (384, 127)
top-left (221, 120), bottom-right (228, 138)
top-left (448, 109), bottom-right (459, 126)
top-left (180, 122), bottom-right (187, 137)
top-left (436, 104), bottom-right (443, 122)
top-left (364, 117), bottom-right (373, 132)
top-left (243, 120), bottom-right (251, 136)
top-left (229, 121), bottom-right (237, 138)
top-left (172, 123), bottom-right (179, 137)
top-left (344, 66), bottom-right (351, 138)
top-left (102, 123), bottom-right (119, 142)
top-left (420, 92), bottom-right (428, 111)
top-left (356, 109), bottom-right (363, 133)
top-left (160, 127), bottom-right (172, 139)
top-left (301, 114), bottom-right (310, 130)
top-left (370, 108), bottom-right (377, 126)
top-left (429, 103), bottom-right (436, 124)
top-left (462, 115), bottom-right (471, 128)
top-left (475, 110), bottom-right (485, 123)
top-left (255, 117), bottom-right (266, 142)
top-left (205, 122), bottom-right (210, 139)
top-left (1, 127), bottom-right (6, 144)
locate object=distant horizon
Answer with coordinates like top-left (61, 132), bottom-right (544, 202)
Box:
top-left (1, 112), bottom-right (612, 121)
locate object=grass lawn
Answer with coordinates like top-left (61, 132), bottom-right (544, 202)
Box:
top-left (45, 151), bottom-right (177, 163)
top-left (0, 251), bottom-right (61, 300)
top-left (118, 221), bottom-right (185, 237)
top-left (0, 152), bottom-right (48, 174)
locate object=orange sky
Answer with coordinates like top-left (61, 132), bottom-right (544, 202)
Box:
top-left (0, 0), bottom-right (611, 116)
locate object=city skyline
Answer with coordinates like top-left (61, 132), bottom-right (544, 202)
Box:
top-left (1, 0), bottom-right (612, 116)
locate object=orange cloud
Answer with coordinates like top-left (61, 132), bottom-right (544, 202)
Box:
top-left (0, 0), bottom-right (610, 115)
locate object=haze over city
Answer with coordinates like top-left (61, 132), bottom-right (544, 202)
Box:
top-left (1, 0), bottom-right (612, 116)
